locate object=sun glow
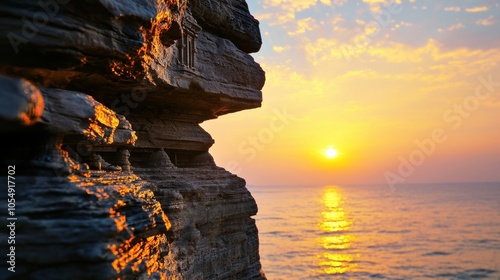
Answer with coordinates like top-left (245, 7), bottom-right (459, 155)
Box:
top-left (324, 147), bottom-right (339, 159)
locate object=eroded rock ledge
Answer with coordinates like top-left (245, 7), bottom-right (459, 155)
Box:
top-left (0, 0), bottom-right (266, 279)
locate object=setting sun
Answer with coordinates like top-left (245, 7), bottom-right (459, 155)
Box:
top-left (324, 147), bottom-right (339, 159)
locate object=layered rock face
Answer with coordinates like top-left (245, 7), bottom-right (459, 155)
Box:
top-left (0, 0), bottom-right (265, 279)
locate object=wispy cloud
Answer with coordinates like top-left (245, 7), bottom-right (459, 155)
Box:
top-left (447, 23), bottom-right (465, 31)
top-left (273, 45), bottom-right (291, 53)
top-left (304, 38), bottom-right (344, 64)
top-left (331, 15), bottom-right (344, 26)
top-left (476, 16), bottom-right (495, 26)
top-left (261, 0), bottom-right (332, 24)
top-left (356, 19), bottom-right (366, 26)
top-left (438, 22), bottom-right (465, 33)
top-left (444, 7), bottom-right (461, 12)
top-left (363, 0), bottom-right (402, 13)
top-left (303, 37), bottom-right (500, 76)
top-left (465, 6), bottom-right (488, 13)
top-left (288, 17), bottom-right (319, 35)
top-left (399, 21), bottom-right (413, 27)
top-left (332, 0), bottom-right (347, 6)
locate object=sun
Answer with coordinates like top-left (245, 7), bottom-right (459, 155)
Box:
top-left (324, 146), bottom-right (339, 159)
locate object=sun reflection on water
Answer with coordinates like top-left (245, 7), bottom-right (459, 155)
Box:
top-left (317, 186), bottom-right (358, 275)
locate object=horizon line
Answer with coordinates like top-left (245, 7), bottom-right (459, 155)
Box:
top-left (246, 180), bottom-right (500, 188)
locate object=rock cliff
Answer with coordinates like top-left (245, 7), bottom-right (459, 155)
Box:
top-left (0, 0), bottom-right (266, 279)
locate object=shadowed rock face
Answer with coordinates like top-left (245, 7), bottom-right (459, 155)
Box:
top-left (0, 0), bottom-right (266, 279)
top-left (189, 0), bottom-right (262, 53)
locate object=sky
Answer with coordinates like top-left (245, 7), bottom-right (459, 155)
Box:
top-left (201, 0), bottom-right (500, 187)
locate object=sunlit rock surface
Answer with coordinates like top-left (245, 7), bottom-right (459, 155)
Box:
top-left (0, 0), bottom-right (266, 279)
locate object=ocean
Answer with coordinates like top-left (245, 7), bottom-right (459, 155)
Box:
top-left (248, 183), bottom-right (500, 280)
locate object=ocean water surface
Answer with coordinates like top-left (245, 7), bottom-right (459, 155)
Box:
top-left (248, 183), bottom-right (500, 279)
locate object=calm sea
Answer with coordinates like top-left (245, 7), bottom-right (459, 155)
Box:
top-left (248, 183), bottom-right (500, 280)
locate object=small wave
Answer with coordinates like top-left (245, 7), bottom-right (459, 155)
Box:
top-left (433, 269), bottom-right (497, 279)
top-left (257, 217), bottom-right (284, 221)
top-left (263, 231), bottom-right (286, 236)
top-left (318, 230), bottom-right (351, 235)
top-left (394, 265), bottom-right (423, 270)
top-left (376, 229), bottom-right (412, 234)
top-left (369, 273), bottom-right (388, 279)
top-left (432, 223), bottom-right (449, 229)
top-left (469, 239), bottom-right (497, 244)
top-left (263, 231), bottom-right (303, 241)
top-left (422, 251), bottom-right (451, 256)
top-left (336, 271), bottom-right (389, 280)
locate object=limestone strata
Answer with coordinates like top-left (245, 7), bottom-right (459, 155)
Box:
top-left (40, 87), bottom-right (137, 146)
top-left (0, 0), bottom-right (265, 279)
top-left (0, 0), bottom-right (264, 120)
top-left (189, 0), bottom-right (262, 53)
top-left (0, 172), bottom-right (169, 279)
top-left (137, 167), bottom-right (262, 279)
top-left (0, 0), bottom-right (184, 67)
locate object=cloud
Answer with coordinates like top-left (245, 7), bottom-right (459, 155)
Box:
top-left (253, 13), bottom-right (273, 22)
top-left (438, 22), bottom-right (465, 33)
top-left (476, 16), bottom-right (495, 26)
top-left (364, 40), bottom-right (437, 63)
top-left (399, 21), bottom-right (413, 27)
top-left (362, 0), bottom-right (402, 13)
top-left (465, 6), bottom-right (488, 13)
top-left (303, 36), bottom-right (500, 76)
top-left (447, 23), bottom-right (465, 31)
top-left (273, 45), bottom-right (291, 53)
top-left (332, 0), bottom-right (347, 6)
top-left (444, 7), bottom-right (461, 12)
top-left (356, 19), bottom-right (366, 26)
top-left (288, 17), bottom-right (319, 35)
top-left (261, 0), bottom-right (332, 24)
top-left (304, 38), bottom-right (344, 64)
top-left (331, 15), bottom-right (344, 26)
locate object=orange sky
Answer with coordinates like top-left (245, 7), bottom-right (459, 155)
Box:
top-left (201, 0), bottom-right (500, 187)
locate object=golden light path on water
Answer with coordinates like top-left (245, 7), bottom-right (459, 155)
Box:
top-left (317, 186), bottom-right (358, 275)
top-left (251, 184), bottom-right (500, 279)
